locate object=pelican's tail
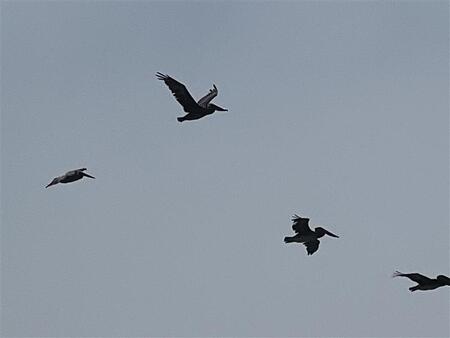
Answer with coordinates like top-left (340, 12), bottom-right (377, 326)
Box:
top-left (177, 116), bottom-right (185, 122)
top-left (284, 236), bottom-right (295, 243)
top-left (409, 285), bottom-right (420, 292)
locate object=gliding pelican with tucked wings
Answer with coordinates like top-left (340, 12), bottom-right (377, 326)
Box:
top-left (284, 215), bottom-right (339, 255)
top-left (46, 168), bottom-right (95, 188)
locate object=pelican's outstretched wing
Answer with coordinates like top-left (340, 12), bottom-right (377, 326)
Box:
top-left (156, 73), bottom-right (198, 112)
top-left (303, 239), bottom-right (320, 255)
top-left (392, 271), bottom-right (433, 284)
top-left (197, 84), bottom-right (218, 108)
top-left (291, 214), bottom-right (314, 235)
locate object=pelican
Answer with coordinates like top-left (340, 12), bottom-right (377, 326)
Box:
top-left (156, 72), bottom-right (228, 122)
top-left (46, 168), bottom-right (95, 188)
top-left (392, 271), bottom-right (450, 292)
top-left (284, 214), bottom-right (339, 255)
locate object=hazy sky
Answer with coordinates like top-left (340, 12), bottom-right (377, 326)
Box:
top-left (1, 1), bottom-right (449, 337)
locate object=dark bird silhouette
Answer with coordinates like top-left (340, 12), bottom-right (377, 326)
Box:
top-left (156, 72), bottom-right (228, 122)
top-left (284, 214), bottom-right (339, 255)
top-left (392, 271), bottom-right (450, 292)
top-left (46, 168), bottom-right (95, 188)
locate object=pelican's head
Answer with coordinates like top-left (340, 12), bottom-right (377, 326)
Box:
top-left (315, 227), bottom-right (339, 238)
top-left (436, 275), bottom-right (450, 285)
top-left (209, 103), bottom-right (228, 112)
top-left (46, 177), bottom-right (59, 188)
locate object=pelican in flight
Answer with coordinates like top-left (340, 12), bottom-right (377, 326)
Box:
top-left (156, 72), bottom-right (228, 122)
top-left (46, 168), bottom-right (95, 188)
top-left (392, 271), bottom-right (450, 292)
top-left (284, 214), bottom-right (339, 255)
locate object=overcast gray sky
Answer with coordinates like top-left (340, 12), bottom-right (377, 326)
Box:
top-left (1, 1), bottom-right (449, 337)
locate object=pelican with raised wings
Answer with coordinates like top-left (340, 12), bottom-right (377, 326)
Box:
top-left (46, 168), bottom-right (95, 188)
top-left (284, 214), bottom-right (339, 255)
top-left (392, 271), bottom-right (450, 292)
top-left (156, 72), bottom-right (228, 122)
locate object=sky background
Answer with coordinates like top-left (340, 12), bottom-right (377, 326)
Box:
top-left (1, 1), bottom-right (449, 337)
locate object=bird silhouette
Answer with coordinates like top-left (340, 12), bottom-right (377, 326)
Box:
top-left (393, 271), bottom-right (450, 292)
top-left (156, 72), bottom-right (227, 122)
top-left (284, 214), bottom-right (339, 255)
top-left (46, 168), bottom-right (95, 188)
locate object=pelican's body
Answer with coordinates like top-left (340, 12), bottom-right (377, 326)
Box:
top-left (393, 271), bottom-right (450, 292)
top-left (156, 72), bottom-right (227, 122)
top-left (284, 214), bottom-right (339, 255)
top-left (46, 168), bottom-right (95, 188)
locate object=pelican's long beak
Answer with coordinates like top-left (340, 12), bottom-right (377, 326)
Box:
top-left (83, 173), bottom-right (96, 179)
top-left (210, 103), bottom-right (227, 112)
top-left (216, 105), bottom-right (228, 112)
top-left (324, 229), bottom-right (339, 238)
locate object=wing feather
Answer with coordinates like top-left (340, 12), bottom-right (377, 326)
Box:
top-left (197, 84), bottom-right (218, 108)
top-left (156, 73), bottom-right (199, 112)
top-left (303, 239), bottom-right (320, 255)
top-left (291, 214), bottom-right (314, 235)
top-left (393, 271), bottom-right (433, 284)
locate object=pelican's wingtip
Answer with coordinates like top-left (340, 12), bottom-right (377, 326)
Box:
top-left (392, 271), bottom-right (402, 278)
top-left (156, 72), bottom-right (168, 80)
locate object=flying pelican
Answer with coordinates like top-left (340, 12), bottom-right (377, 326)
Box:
top-left (392, 271), bottom-right (450, 292)
top-left (46, 168), bottom-right (95, 188)
top-left (156, 72), bottom-right (228, 122)
top-left (284, 214), bottom-right (339, 255)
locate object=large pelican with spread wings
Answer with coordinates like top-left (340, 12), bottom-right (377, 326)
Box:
top-left (392, 271), bottom-right (450, 292)
top-left (156, 72), bottom-right (227, 122)
top-left (46, 168), bottom-right (95, 188)
top-left (284, 215), bottom-right (339, 255)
